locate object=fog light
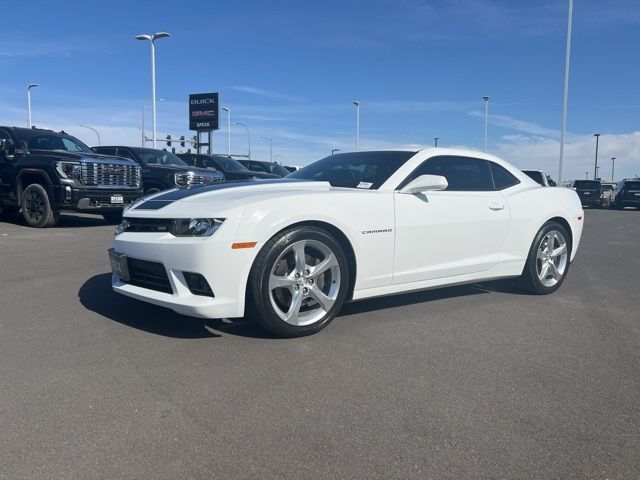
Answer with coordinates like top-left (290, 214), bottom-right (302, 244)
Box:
top-left (183, 272), bottom-right (214, 297)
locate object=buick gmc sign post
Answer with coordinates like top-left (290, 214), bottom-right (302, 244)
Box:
top-left (189, 93), bottom-right (219, 131)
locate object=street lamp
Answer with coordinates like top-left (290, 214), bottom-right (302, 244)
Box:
top-left (434, 137), bottom-right (439, 147)
top-left (135, 32), bottom-right (171, 149)
top-left (558, 0), bottom-right (574, 186)
top-left (593, 133), bottom-right (601, 180)
top-left (141, 98), bottom-right (164, 146)
top-left (77, 125), bottom-right (101, 146)
top-left (233, 122), bottom-right (251, 159)
top-left (585, 172), bottom-right (588, 180)
top-left (260, 136), bottom-right (273, 161)
top-left (222, 107), bottom-right (231, 156)
top-left (27, 83), bottom-right (38, 128)
top-left (331, 148), bottom-right (340, 155)
top-left (353, 100), bottom-right (360, 151)
top-left (611, 157), bottom-right (616, 181)
top-left (482, 96), bottom-right (490, 152)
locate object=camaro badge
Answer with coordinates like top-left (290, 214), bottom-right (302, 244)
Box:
top-left (362, 228), bottom-right (393, 235)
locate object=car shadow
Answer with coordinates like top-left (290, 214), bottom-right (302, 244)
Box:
top-left (339, 279), bottom-right (518, 317)
top-left (0, 212), bottom-right (112, 229)
top-left (80, 274), bottom-right (522, 339)
top-left (78, 273), bottom-right (276, 339)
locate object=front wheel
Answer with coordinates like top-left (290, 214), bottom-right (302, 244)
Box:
top-left (247, 226), bottom-right (350, 337)
top-left (518, 221), bottom-right (571, 294)
top-left (21, 184), bottom-right (59, 228)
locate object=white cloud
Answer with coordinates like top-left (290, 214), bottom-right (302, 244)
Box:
top-left (493, 132), bottom-right (640, 182)
top-left (228, 86), bottom-right (305, 103)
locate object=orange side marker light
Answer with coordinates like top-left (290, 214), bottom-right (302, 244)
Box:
top-left (232, 242), bottom-right (257, 249)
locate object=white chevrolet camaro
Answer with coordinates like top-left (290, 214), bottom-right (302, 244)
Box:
top-left (108, 148), bottom-right (584, 337)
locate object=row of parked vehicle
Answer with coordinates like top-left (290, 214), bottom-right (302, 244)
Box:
top-left (520, 168), bottom-right (640, 210)
top-left (0, 126), bottom-right (291, 228)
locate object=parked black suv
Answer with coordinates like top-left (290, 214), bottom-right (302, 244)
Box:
top-left (238, 159), bottom-right (291, 177)
top-left (570, 179), bottom-right (603, 208)
top-left (0, 127), bottom-right (142, 227)
top-left (177, 154), bottom-right (278, 181)
top-left (612, 178), bottom-right (640, 210)
top-left (92, 146), bottom-right (224, 194)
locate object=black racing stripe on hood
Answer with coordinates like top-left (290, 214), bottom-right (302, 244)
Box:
top-left (133, 178), bottom-right (305, 210)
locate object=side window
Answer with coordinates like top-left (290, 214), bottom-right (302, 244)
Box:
top-left (490, 162), bottom-right (520, 190)
top-left (249, 162), bottom-right (268, 173)
top-left (400, 156), bottom-right (494, 192)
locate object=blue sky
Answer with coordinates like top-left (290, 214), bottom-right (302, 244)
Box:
top-left (1, 0), bottom-right (639, 179)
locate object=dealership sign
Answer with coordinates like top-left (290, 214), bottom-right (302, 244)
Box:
top-left (189, 92), bottom-right (219, 131)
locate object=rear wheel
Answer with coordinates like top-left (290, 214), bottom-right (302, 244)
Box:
top-left (518, 221), bottom-right (571, 294)
top-left (247, 226), bottom-right (349, 337)
top-left (21, 184), bottom-right (59, 228)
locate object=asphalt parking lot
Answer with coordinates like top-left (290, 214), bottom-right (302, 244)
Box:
top-left (1, 209), bottom-right (639, 479)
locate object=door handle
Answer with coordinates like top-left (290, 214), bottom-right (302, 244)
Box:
top-left (489, 202), bottom-right (505, 211)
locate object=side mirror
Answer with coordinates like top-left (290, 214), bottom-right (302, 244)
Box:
top-left (400, 174), bottom-right (448, 194)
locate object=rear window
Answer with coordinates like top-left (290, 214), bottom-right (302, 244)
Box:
top-left (625, 181), bottom-right (640, 190)
top-left (522, 170), bottom-right (545, 186)
top-left (573, 181), bottom-right (600, 189)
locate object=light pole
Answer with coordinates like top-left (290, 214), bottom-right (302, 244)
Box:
top-left (135, 32), bottom-right (170, 149)
top-left (353, 100), bottom-right (360, 151)
top-left (331, 148), bottom-right (340, 155)
top-left (141, 98), bottom-right (165, 146)
top-left (558, 0), bottom-right (574, 186)
top-left (611, 157), bottom-right (616, 181)
top-left (233, 122), bottom-right (251, 159)
top-left (593, 133), bottom-right (600, 180)
top-left (260, 136), bottom-right (273, 161)
top-left (482, 96), bottom-right (490, 151)
top-left (434, 137), bottom-right (439, 147)
top-left (77, 125), bottom-right (101, 146)
top-left (222, 107), bottom-right (231, 156)
top-left (585, 172), bottom-right (588, 180)
top-left (27, 84), bottom-right (38, 128)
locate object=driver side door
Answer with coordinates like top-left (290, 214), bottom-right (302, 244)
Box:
top-left (393, 155), bottom-right (511, 285)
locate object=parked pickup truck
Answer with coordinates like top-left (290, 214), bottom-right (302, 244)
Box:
top-left (0, 127), bottom-right (142, 227)
top-left (92, 146), bottom-right (224, 194)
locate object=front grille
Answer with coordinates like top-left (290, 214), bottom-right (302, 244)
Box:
top-left (127, 258), bottom-right (172, 294)
top-left (82, 162), bottom-right (141, 188)
top-left (123, 217), bottom-right (172, 233)
top-left (175, 172), bottom-right (223, 187)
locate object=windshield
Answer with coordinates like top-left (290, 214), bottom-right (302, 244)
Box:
top-left (268, 163), bottom-right (291, 176)
top-left (288, 151), bottom-right (415, 189)
top-left (522, 170), bottom-right (545, 185)
top-left (574, 180), bottom-right (600, 190)
top-left (25, 133), bottom-right (92, 153)
top-left (214, 156), bottom-right (249, 172)
top-left (136, 148), bottom-right (188, 167)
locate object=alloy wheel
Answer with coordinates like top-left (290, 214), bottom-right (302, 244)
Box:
top-left (536, 230), bottom-right (568, 287)
top-left (25, 190), bottom-right (45, 223)
top-left (268, 239), bottom-right (341, 326)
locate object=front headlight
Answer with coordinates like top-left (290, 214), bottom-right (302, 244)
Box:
top-left (55, 161), bottom-right (82, 179)
top-left (170, 218), bottom-right (225, 237)
top-left (114, 218), bottom-right (131, 236)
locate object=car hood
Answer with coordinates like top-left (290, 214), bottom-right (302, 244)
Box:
top-left (29, 149), bottom-right (138, 165)
top-left (127, 179), bottom-right (344, 214)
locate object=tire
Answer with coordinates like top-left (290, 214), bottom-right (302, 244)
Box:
top-left (247, 226), bottom-right (350, 337)
top-left (518, 221), bottom-right (571, 295)
top-left (21, 184), bottom-right (59, 228)
top-left (144, 187), bottom-right (161, 196)
top-left (102, 211), bottom-right (123, 224)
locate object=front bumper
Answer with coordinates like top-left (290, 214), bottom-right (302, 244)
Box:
top-left (110, 224), bottom-right (259, 319)
top-left (51, 185), bottom-right (143, 211)
top-left (617, 197), bottom-right (640, 207)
